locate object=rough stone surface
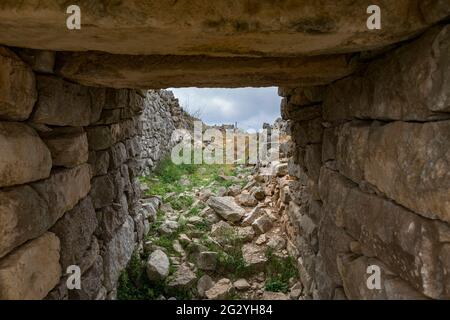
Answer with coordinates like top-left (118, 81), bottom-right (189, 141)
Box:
top-left (31, 164), bottom-right (92, 221)
top-left (42, 129), bottom-right (89, 168)
top-left (324, 26), bottom-right (450, 121)
top-left (146, 249), bottom-right (170, 281)
top-left (167, 264), bottom-right (196, 289)
top-left (0, 232), bottom-right (61, 300)
top-left (0, 2), bottom-right (443, 57)
top-left (207, 196), bottom-right (246, 223)
top-left (102, 216), bottom-right (135, 291)
top-left (50, 197), bottom-right (98, 270)
top-left (0, 122), bottom-right (52, 187)
top-left (205, 278), bottom-right (233, 300)
top-left (0, 47), bottom-right (37, 121)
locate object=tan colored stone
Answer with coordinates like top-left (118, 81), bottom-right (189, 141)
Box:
top-left (31, 164), bottom-right (91, 221)
top-left (205, 278), bottom-right (233, 300)
top-left (0, 185), bottom-right (50, 258)
top-left (0, 47), bottom-right (36, 121)
top-left (32, 75), bottom-right (92, 126)
top-left (324, 26), bottom-right (450, 122)
top-left (0, 122), bottom-right (52, 187)
top-left (0, 2), bottom-right (443, 57)
top-left (319, 168), bottom-right (450, 299)
top-left (57, 53), bottom-right (358, 89)
top-left (338, 254), bottom-right (427, 300)
top-left (365, 121), bottom-right (450, 223)
top-left (0, 232), bottom-right (61, 300)
top-left (42, 129), bottom-right (89, 168)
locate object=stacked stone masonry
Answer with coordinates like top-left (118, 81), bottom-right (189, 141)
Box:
top-left (279, 25), bottom-right (450, 300)
top-left (0, 47), bottom-right (190, 299)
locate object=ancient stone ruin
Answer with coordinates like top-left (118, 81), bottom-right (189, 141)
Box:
top-left (0, 1), bottom-right (449, 300)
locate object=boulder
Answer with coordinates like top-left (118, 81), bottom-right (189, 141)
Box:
top-left (241, 206), bottom-right (265, 227)
top-left (233, 279), bottom-right (251, 291)
top-left (197, 275), bottom-right (214, 298)
top-left (146, 250), bottom-right (170, 281)
top-left (197, 251), bottom-right (218, 271)
top-left (242, 243), bottom-right (267, 271)
top-left (235, 193), bottom-right (258, 207)
top-left (205, 278), bottom-right (233, 300)
top-left (167, 264), bottom-right (196, 289)
top-left (252, 215), bottom-right (273, 235)
top-left (207, 196), bottom-right (246, 223)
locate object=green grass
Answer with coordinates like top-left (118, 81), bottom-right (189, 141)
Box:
top-left (117, 250), bottom-right (194, 300)
top-left (264, 249), bottom-right (298, 293)
top-left (140, 157), bottom-right (238, 199)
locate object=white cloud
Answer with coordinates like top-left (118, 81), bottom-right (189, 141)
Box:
top-left (170, 87), bottom-right (281, 130)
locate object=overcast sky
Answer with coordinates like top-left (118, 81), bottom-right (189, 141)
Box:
top-left (170, 87), bottom-right (281, 130)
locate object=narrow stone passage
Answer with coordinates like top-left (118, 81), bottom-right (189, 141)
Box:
top-left (118, 123), bottom-right (300, 300)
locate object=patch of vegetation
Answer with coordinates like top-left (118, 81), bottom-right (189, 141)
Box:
top-left (117, 249), bottom-right (195, 300)
top-left (140, 157), bottom-right (237, 199)
top-left (264, 249), bottom-right (298, 293)
top-left (168, 195), bottom-right (194, 211)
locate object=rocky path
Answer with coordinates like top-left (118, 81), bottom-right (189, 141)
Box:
top-left (118, 160), bottom-right (301, 300)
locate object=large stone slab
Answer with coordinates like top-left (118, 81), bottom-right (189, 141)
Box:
top-left (324, 26), bottom-right (450, 122)
top-left (0, 1), bottom-right (445, 57)
top-left (42, 128), bottom-right (89, 168)
top-left (207, 196), bottom-right (246, 223)
top-left (365, 120), bottom-right (450, 223)
top-left (102, 216), bottom-right (135, 291)
top-left (0, 232), bottom-right (61, 300)
top-left (0, 47), bottom-right (37, 121)
top-left (337, 254), bottom-right (427, 300)
top-left (32, 75), bottom-right (93, 126)
top-left (0, 185), bottom-right (50, 258)
top-left (319, 168), bottom-right (450, 299)
top-left (31, 164), bottom-right (92, 221)
top-left (50, 197), bottom-right (98, 270)
top-left (57, 53), bottom-right (358, 89)
top-left (0, 122), bottom-right (52, 187)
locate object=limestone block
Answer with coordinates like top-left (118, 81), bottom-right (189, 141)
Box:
top-left (86, 124), bottom-right (120, 150)
top-left (96, 199), bottom-right (129, 242)
top-left (0, 232), bottom-right (61, 300)
top-left (365, 120), bottom-right (450, 223)
top-left (338, 254), bottom-right (427, 300)
top-left (104, 88), bottom-right (129, 109)
top-left (282, 103), bottom-right (321, 122)
top-left (31, 164), bottom-right (91, 221)
top-left (0, 47), bottom-right (37, 121)
top-left (90, 174), bottom-right (116, 209)
top-left (69, 256), bottom-right (104, 300)
top-left (32, 75), bottom-right (92, 126)
top-left (0, 122), bottom-right (51, 187)
top-left (291, 117), bottom-right (323, 147)
top-left (42, 128), bottom-right (89, 168)
top-left (102, 216), bottom-right (135, 291)
top-left (320, 168), bottom-right (450, 299)
top-left (0, 185), bottom-right (50, 258)
top-left (324, 26), bottom-right (450, 121)
top-left (289, 86), bottom-right (326, 106)
top-left (50, 197), bottom-right (98, 270)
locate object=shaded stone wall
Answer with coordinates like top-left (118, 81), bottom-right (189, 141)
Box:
top-left (0, 48), bottom-right (187, 299)
top-left (280, 25), bottom-right (450, 300)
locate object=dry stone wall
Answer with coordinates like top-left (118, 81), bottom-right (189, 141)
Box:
top-left (280, 24), bottom-right (450, 300)
top-left (0, 47), bottom-right (189, 300)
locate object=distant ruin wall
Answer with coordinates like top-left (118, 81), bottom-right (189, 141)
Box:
top-left (280, 25), bottom-right (450, 300)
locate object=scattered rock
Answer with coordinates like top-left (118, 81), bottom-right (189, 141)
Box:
top-left (236, 192), bottom-right (258, 207)
top-left (251, 186), bottom-right (266, 201)
top-left (197, 251), bottom-right (218, 271)
top-left (236, 226), bottom-right (256, 242)
top-left (228, 185), bottom-right (242, 197)
top-left (233, 279), bottom-right (251, 291)
top-left (167, 264), bottom-right (197, 289)
top-left (159, 220), bottom-right (179, 235)
top-left (146, 249), bottom-right (170, 281)
top-left (262, 291), bottom-right (289, 300)
top-left (197, 275), bottom-right (214, 298)
top-left (267, 235), bottom-right (286, 250)
top-left (242, 243), bottom-right (267, 271)
top-left (205, 278), bottom-right (234, 300)
top-left (255, 234), bottom-right (267, 245)
top-left (207, 196), bottom-right (246, 223)
top-left (252, 215), bottom-right (273, 234)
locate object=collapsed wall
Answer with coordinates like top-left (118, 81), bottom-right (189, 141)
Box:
top-left (0, 48), bottom-right (189, 299)
top-left (280, 25), bottom-right (450, 300)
